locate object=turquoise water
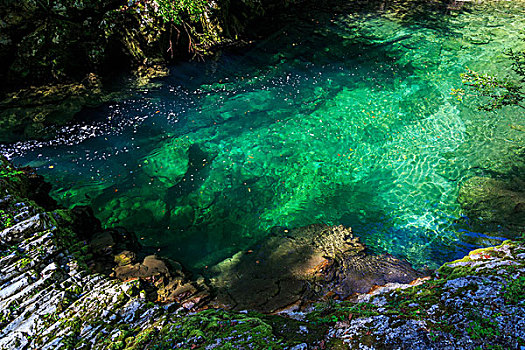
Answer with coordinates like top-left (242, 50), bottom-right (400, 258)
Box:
top-left (4, 1), bottom-right (525, 270)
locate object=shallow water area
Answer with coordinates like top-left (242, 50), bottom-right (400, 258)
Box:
top-left (4, 0), bottom-right (525, 272)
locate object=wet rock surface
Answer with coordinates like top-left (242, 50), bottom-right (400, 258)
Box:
top-left (210, 224), bottom-right (424, 312)
top-left (0, 75), bottom-right (112, 143)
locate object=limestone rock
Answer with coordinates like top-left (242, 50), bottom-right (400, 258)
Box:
top-left (0, 157), bottom-right (209, 349)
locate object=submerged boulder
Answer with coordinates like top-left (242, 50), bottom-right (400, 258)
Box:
top-left (458, 176), bottom-right (525, 231)
top-left (209, 224), bottom-right (424, 312)
top-left (141, 137), bottom-right (191, 187)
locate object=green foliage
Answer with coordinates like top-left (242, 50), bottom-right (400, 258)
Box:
top-left (308, 301), bottom-right (380, 325)
top-left (121, 0), bottom-right (215, 57)
top-left (507, 48), bottom-right (525, 82)
top-left (503, 276), bottom-right (525, 304)
top-left (155, 0), bottom-right (206, 25)
top-left (0, 209), bottom-right (15, 230)
top-left (467, 318), bottom-right (500, 340)
top-left (0, 165), bottom-right (23, 180)
top-left (460, 68), bottom-right (523, 111)
top-left (17, 257), bottom-right (32, 269)
top-left (465, 308), bottom-right (502, 343)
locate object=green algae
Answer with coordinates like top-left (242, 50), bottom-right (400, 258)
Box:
top-left (9, 1), bottom-right (525, 271)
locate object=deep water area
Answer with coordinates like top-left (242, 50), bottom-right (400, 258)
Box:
top-left (3, 1), bottom-right (524, 271)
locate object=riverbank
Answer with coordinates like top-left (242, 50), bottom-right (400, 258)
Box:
top-left (0, 0), bottom-right (296, 142)
top-left (1, 157), bottom-right (523, 349)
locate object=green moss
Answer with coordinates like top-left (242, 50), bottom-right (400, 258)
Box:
top-left (17, 257), bottom-right (32, 269)
top-left (257, 313), bottom-right (327, 345)
top-left (466, 315), bottom-right (500, 340)
top-left (126, 327), bottom-right (157, 350)
top-left (62, 317), bottom-right (83, 349)
top-left (382, 279), bottom-right (446, 314)
top-left (306, 301), bottom-right (380, 325)
top-left (0, 165), bottom-right (24, 180)
top-left (0, 209), bottom-right (15, 229)
top-left (118, 309), bottom-right (294, 349)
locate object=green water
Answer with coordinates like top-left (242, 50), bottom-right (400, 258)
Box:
top-left (6, 1), bottom-right (525, 270)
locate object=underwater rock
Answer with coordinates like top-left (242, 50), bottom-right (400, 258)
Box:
top-left (141, 138), bottom-right (191, 187)
top-left (209, 224), bottom-right (424, 312)
top-left (112, 254), bottom-right (202, 303)
top-left (458, 176), bottom-right (525, 230)
top-left (114, 250), bottom-right (137, 266)
top-left (114, 255), bottom-right (170, 281)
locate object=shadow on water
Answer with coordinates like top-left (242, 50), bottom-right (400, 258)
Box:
top-left (167, 144), bottom-right (215, 198)
top-left (206, 224), bottom-right (425, 312)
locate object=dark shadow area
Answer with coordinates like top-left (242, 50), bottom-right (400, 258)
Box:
top-left (167, 143), bottom-right (215, 198)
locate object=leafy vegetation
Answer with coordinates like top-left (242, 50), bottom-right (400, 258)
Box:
top-left (0, 165), bottom-right (23, 180)
top-left (123, 0), bottom-right (214, 58)
top-left (466, 310), bottom-right (501, 341)
top-left (503, 276), bottom-right (525, 304)
top-left (307, 301), bottom-right (380, 325)
top-left (0, 209), bottom-right (14, 229)
top-left (156, 0), bottom-right (206, 26)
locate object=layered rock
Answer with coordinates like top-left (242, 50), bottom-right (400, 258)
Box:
top-left (0, 157), bottom-right (208, 349)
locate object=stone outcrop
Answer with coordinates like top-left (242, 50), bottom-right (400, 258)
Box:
top-left (209, 224), bottom-right (424, 312)
top-left (0, 74), bottom-right (115, 143)
top-left (0, 157), bottom-right (208, 349)
top-left (323, 240), bottom-right (525, 349)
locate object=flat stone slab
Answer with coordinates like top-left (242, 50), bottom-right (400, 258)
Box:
top-left (209, 224), bottom-right (424, 312)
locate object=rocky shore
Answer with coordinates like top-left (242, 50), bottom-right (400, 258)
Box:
top-left (1, 157), bottom-right (524, 349)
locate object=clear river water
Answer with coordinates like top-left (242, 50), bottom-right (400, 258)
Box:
top-left (3, 1), bottom-right (525, 271)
